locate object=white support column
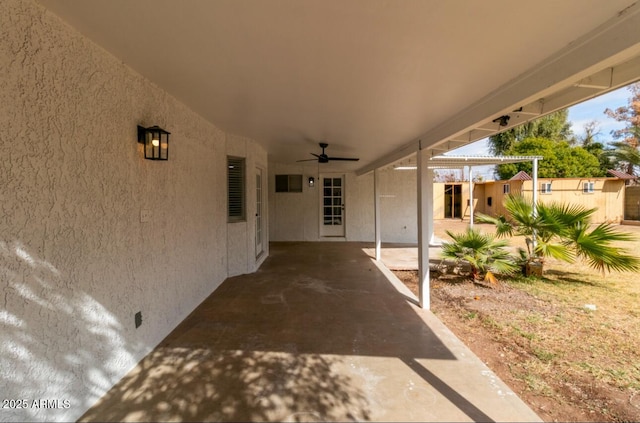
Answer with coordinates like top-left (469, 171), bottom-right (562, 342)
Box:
top-left (426, 168), bottom-right (434, 247)
top-left (374, 168), bottom-right (381, 261)
top-left (417, 148), bottom-right (432, 309)
top-left (532, 158), bottom-right (539, 248)
top-left (468, 166), bottom-right (474, 228)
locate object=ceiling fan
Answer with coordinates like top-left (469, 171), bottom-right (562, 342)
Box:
top-left (297, 142), bottom-right (359, 163)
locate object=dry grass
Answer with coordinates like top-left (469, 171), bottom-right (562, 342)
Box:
top-left (420, 220), bottom-right (640, 421)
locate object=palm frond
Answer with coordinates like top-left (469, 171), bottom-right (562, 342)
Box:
top-left (572, 224), bottom-right (640, 273)
top-left (442, 227), bottom-right (518, 280)
top-left (534, 241), bottom-right (574, 263)
top-left (476, 213), bottom-right (515, 238)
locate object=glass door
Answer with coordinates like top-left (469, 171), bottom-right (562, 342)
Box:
top-left (320, 175), bottom-right (345, 237)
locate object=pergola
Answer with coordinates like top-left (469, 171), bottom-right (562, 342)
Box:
top-left (373, 153), bottom-right (543, 309)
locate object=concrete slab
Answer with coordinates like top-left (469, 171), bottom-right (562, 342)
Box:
top-left (79, 242), bottom-right (541, 422)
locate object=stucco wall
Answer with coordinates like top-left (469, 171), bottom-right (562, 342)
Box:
top-left (268, 163), bottom-right (318, 241)
top-left (1, 1), bottom-right (266, 421)
top-left (345, 172), bottom-right (375, 241)
top-left (268, 165), bottom-right (374, 242)
top-left (226, 134), bottom-right (269, 277)
top-left (377, 168), bottom-right (418, 243)
top-left (268, 165), bottom-right (425, 243)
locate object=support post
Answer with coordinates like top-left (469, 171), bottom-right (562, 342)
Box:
top-left (469, 166), bottom-right (474, 228)
top-left (417, 148), bottom-right (432, 309)
top-left (374, 168), bottom-right (381, 261)
top-left (532, 158), bottom-right (539, 249)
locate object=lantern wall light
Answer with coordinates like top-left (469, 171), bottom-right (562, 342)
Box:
top-left (137, 125), bottom-right (170, 160)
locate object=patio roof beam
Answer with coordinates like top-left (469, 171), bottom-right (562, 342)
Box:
top-left (356, 4), bottom-right (640, 177)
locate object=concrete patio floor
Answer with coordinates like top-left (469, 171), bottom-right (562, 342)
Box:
top-left (79, 241), bottom-right (541, 422)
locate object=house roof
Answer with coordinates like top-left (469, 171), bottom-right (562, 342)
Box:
top-left (37, 1), bottom-right (640, 174)
top-left (510, 171), bottom-right (533, 181)
top-left (607, 169), bottom-right (637, 179)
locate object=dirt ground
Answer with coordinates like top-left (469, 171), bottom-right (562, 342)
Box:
top-left (393, 221), bottom-right (640, 423)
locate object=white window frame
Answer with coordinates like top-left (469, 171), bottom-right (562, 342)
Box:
top-left (541, 182), bottom-right (552, 194)
top-left (583, 181), bottom-right (595, 194)
top-left (502, 184), bottom-right (510, 194)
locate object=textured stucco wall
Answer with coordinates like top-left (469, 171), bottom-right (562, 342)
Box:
top-left (269, 163), bottom-right (418, 243)
top-left (268, 165), bottom-right (377, 242)
top-left (377, 168), bottom-right (418, 243)
top-left (268, 163), bottom-right (319, 241)
top-left (0, 1), bottom-right (266, 421)
top-left (226, 134), bottom-right (268, 277)
top-left (344, 172), bottom-right (375, 241)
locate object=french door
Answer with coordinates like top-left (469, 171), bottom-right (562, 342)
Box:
top-left (320, 175), bottom-right (345, 237)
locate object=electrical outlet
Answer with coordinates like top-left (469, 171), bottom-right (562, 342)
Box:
top-left (140, 209), bottom-right (151, 223)
top-left (135, 311), bottom-right (142, 328)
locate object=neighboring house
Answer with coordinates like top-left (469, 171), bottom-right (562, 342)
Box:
top-left (475, 172), bottom-right (628, 224)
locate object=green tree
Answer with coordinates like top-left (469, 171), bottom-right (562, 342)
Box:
top-left (476, 195), bottom-right (640, 275)
top-left (441, 228), bottom-right (518, 283)
top-left (604, 83), bottom-right (640, 175)
top-left (495, 137), bottom-right (603, 180)
top-left (604, 82), bottom-right (640, 148)
top-left (579, 121), bottom-right (614, 173)
top-left (488, 109), bottom-right (574, 155)
top-left (607, 139), bottom-right (640, 176)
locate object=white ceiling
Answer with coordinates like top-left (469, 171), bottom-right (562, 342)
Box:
top-left (37, 0), bottom-right (640, 172)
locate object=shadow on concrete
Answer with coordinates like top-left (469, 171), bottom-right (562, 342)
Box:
top-left (401, 357), bottom-right (494, 422)
top-left (79, 242), bottom-right (536, 422)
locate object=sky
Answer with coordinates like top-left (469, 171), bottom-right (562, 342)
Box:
top-left (446, 84), bottom-right (635, 180)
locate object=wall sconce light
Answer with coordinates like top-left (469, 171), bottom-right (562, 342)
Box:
top-left (308, 176), bottom-right (315, 187)
top-left (137, 125), bottom-right (170, 160)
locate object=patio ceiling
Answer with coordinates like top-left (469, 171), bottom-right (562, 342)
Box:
top-left (37, 1), bottom-right (640, 173)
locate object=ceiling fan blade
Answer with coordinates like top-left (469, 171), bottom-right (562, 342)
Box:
top-left (310, 153), bottom-right (321, 158)
top-left (327, 157), bottom-right (360, 161)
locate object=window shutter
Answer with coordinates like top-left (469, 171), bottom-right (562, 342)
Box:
top-left (228, 157), bottom-right (245, 221)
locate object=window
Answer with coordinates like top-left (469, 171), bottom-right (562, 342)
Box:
top-left (583, 181), bottom-right (595, 193)
top-left (228, 157), bottom-right (245, 222)
top-left (502, 184), bottom-right (510, 194)
top-left (541, 182), bottom-right (552, 194)
top-left (275, 174), bottom-right (303, 192)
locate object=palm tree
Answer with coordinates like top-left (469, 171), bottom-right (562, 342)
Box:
top-left (476, 195), bottom-right (639, 275)
top-left (441, 227), bottom-right (519, 283)
top-left (607, 140), bottom-right (640, 176)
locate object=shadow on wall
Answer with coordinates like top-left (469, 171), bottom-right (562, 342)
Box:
top-left (79, 348), bottom-right (371, 422)
top-left (0, 240), bottom-right (142, 422)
